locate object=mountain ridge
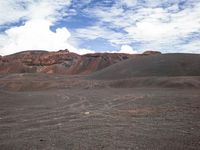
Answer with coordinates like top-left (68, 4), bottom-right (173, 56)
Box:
top-left (0, 49), bottom-right (146, 74)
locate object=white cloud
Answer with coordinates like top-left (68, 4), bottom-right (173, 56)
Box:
top-left (133, 4), bottom-right (200, 41)
top-left (0, 0), bottom-right (94, 55)
top-left (1, 0), bottom-right (200, 55)
top-left (118, 45), bottom-right (138, 54)
top-left (74, 26), bottom-right (125, 44)
top-left (109, 45), bottom-right (138, 54)
top-left (27, 0), bottom-right (72, 22)
top-left (81, 0), bottom-right (200, 53)
top-left (120, 0), bottom-right (137, 7)
top-left (0, 19), bottom-right (94, 55)
top-left (0, 0), bottom-right (72, 25)
top-left (78, 48), bottom-right (95, 54)
top-left (0, 0), bottom-right (28, 25)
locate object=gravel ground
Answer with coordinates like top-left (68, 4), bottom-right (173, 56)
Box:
top-left (0, 85), bottom-right (200, 150)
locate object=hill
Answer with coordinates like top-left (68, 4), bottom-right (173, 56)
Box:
top-left (89, 54), bottom-right (200, 80)
top-left (0, 50), bottom-right (133, 74)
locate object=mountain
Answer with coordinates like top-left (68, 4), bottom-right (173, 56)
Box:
top-left (0, 50), bottom-right (134, 74)
top-left (89, 53), bottom-right (200, 80)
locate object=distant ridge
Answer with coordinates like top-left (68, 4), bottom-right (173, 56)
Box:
top-left (89, 54), bottom-right (200, 80)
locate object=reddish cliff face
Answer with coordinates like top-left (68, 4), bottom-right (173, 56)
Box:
top-left (0, 50), bottom-right (134, 74)
top-left (69, 53), bottom-right (133, 74)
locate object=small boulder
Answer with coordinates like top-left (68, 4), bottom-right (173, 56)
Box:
top-left (84, 112), bottom-right (90, 115)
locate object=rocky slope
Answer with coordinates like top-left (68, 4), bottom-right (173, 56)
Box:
top-left (0, 50), bottom-right (136, 74)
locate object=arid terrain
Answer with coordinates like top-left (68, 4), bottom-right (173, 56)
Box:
top-left (0, 52), bottom-right (200, 150)
top-left (0, 50), bottom-right (135, 75)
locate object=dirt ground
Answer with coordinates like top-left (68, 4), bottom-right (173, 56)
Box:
top-left (0, 74), bottom-right (200, 150)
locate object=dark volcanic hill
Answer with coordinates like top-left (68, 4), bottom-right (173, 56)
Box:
top-left (89, 54), bottom-right (200, 80)
top-left (0, 50), bottom-right (135, 74)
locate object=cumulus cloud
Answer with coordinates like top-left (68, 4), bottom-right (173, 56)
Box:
top-left (109, 45), bottom-right (137, 54)
top-left (0, 20), bottom-right (76, 55)
top-left (118, 45), bottom-right (138, 54)
top-left (0, 0), bottom-right (94, 55)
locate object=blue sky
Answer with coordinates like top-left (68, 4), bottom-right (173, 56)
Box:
top-left (0, 0), bottom-right (200, 55)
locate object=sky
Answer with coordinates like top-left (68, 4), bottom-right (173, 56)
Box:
top-left (0, 0), bottom-right (200, 55)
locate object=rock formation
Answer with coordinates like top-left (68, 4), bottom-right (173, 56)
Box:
top-left (0, 50), bottom-right (133, 74)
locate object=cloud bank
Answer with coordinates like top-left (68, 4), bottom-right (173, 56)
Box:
top-left (0, 0), bottom-right (200, 55)
top-left (76, 0), bottom-right (200, 53)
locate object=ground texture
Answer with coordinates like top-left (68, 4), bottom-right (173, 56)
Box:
top-left (0, 74), bottom-right (200, 150)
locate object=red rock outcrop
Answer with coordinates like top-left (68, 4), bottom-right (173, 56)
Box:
top-left (69, 53), bottom-right (132, 74)
top-left (0, 50), bottom-right (133, 74)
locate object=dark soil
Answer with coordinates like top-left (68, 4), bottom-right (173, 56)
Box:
top-left (89, 54), bottom-right (200, 80)
top-left (0, 73), bottom-right (200, 150)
